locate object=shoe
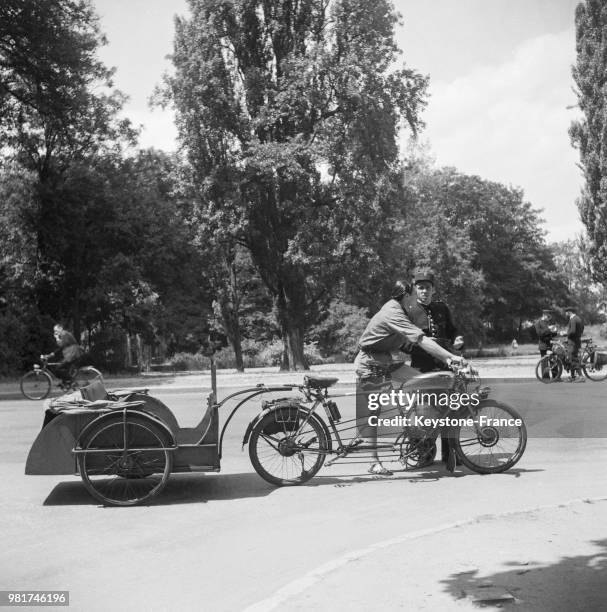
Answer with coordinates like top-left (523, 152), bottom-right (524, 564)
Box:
top-left (348, 437), bottom-right (364, 449)
top-left (368, 463), bottom-right (393, 476)
top-left (573, 377), bottom-right (586, 383)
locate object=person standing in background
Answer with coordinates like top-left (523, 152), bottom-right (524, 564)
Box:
top-left (534, 309), bottom-right (557, 357)
top-left (563, 306), bottom-right (585, 382)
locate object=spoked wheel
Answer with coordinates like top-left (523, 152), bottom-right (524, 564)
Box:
top-left (248, 408), bottom-right (329, 486)
top-left (453, 401), bottom-right (527, 474)
top-left (77, 415), bottom-right (173, 506)
top-left (535, 355), bottom-right (562, 383)
top-left (581, 353), bottom-right (607, 382)
top-left (396, 434), bottom-right (437, 470)
top-left (73, 366), bottom-right (104, 389)
top-left (20, 370), bottom-right (52, 400)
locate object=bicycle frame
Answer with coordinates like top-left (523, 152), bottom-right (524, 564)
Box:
top-left (243, 369), bottom-right (489, 464)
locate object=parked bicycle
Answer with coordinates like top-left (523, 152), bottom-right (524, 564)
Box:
top-left (20, 357), bottom-right (103, 400)
top-left (244, 363), bottom-right (527, 485)
top-left (535, 337), bottom-right (607, 383)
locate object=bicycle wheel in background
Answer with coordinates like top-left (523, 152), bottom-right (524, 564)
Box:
top-left (73, 366), bottom-right (103, 389)
top-left (20, 370), bottom-right (52, 400)
top-left (535, 355), bottom-right (562, 383)
top-left (453, 401), bottom-right (527, 474)
top-left (581, 352), bottom-right (607, 382)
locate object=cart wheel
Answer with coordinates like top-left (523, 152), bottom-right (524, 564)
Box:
top-left (535, 355), bottom-right (562, 383)
top-left (73, 366), bottom-right (103, 389)
top-left (20, 370), bottom-right (52, 400)
top-left (453, 401), bottom-right (527, 474)
top-left (77, 415), bottom-right (173, 506)
top-left (581, 353), bottom-right (607, 382)
top-left (249, 408), bottom-right (329, 486)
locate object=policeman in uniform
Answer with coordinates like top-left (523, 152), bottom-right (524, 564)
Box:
top-left (403, 269), bottom-right (464, 464)
top-left (534, 309), bottom-right (557, 357)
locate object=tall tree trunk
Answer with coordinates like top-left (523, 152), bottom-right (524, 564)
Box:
top-left (72, 298), bottom-right (80, 342)
top-left (276, 289), bottom-right (309, 371)
top-left (217, 298), bottom-right (244, 372)
top-left (215, 258), bottom-right (245, 372)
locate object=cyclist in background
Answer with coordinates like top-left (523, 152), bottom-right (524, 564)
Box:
top-left (41, 323), bottom-right (84, 385)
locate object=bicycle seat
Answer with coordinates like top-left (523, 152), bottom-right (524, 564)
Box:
top-left (304, 376), bottom-right (339, 389)
top-left (581, 337), bottom-right (592, 343)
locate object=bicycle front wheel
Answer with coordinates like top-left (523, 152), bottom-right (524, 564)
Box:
top-left (582, 352), bottom-right (607, 382)
top-left (73, 366), bottom-right (103, 389)
top-left (249, 407), bottom-right (329, 486)
top-left (453, 401), bottom-right (527, 474)
top-left (535, 355), bottom-right (562, 383)
top-left (20, 370), bottom-right (52, 400)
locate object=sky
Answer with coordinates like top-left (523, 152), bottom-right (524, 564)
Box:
top-left (93, 0), bottom-right (584, 242)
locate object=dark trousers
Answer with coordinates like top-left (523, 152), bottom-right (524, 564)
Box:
top-left (49, 361), bottom-right (78, 383)
top-left (567, 340), bottom-right (582, 376)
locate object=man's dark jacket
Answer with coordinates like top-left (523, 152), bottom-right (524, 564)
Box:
top-left (403, 297), bottom-right (457, 372)
top-left (534, 318), bottom-right (556, 351)
top-left (566, 314), bottom-right (584, 345)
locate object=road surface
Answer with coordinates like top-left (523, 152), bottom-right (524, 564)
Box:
top-left (1, 382), bottom-right (606, 611)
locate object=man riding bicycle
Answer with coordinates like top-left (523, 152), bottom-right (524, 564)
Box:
top-left (41, 323), bottom-right (84, 386)
top-left (355, 280), bottom-right (465, 475)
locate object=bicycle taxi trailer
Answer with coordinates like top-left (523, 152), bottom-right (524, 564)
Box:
top-left (25, 370), bottom-right (301, 506)
top-left (26, 363), bottom-right (528, 506)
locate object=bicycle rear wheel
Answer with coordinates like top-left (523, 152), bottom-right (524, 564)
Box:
top-left (249, 407), bottom-right (329, 486)
top-left (453, 401), bottom-right (527, 474)
top-left (73, 366), bottom-right (103, 389)
top-left (535, 355), bottom-right (562, 383)
top-left (20, 370), bottom-right (52, 400)
top-left (582, 352), bottom-right (607, 382)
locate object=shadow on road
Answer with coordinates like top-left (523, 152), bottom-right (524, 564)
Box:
top-left (440, 536), bottom-right (607, 610)
top-left (42, 466), bottom-right (545, 506)
top-left (43, 472), bottom-right (276, 506)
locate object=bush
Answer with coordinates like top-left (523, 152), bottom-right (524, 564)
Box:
top-left (165, 339), bottom-right (328, 371)
top-left (168, 352), bottom-right (208, 370)
top-left (310, 300), bottom-right (370, 361)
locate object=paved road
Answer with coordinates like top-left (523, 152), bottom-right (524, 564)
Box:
top-left (1, 382), bottom-right (606, 611)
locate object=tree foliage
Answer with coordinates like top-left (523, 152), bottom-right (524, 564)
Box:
top-left (570, 0), bottom-right (607, 282)
top-left (163, 0), bottom-right (428, 369)
top-left (400, 165), bottom-right (566, 342)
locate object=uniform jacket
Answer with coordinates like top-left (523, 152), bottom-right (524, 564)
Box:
top-left (534, 318), bottom-right (556, 351)
top-left (403, 297), bottom-right (457, 372)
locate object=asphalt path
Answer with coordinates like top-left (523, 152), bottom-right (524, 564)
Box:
top-left (1, 382), bottom-right (606, 611)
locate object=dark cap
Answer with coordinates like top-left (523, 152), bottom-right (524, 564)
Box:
top-left (413, 268), bottom-right (435, 285)
top-left (563, 305), bottom-right (576, 313)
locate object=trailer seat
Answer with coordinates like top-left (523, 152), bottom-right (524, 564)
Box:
top-left (80, 379), bottom-right (109, 402)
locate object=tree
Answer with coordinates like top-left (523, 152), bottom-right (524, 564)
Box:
top-left (163, 0), bottom-right (428, 369)
top-left (551, 238), bottom-right (606, 324)
top-left (1, 0), bottom-right (136, 346)
top-left (401, 166), bottom-right (566, 343)
top-left (570, 0), bottom-right (607, 282)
